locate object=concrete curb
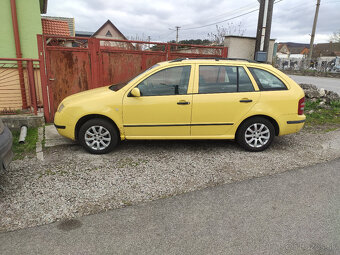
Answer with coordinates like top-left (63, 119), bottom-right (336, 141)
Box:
top-left (1, 113), bottom-right (45, 131)
top-left (36, 127), bottom-right (44, 161)
top-left (44, 125), bottom-right (75, 148)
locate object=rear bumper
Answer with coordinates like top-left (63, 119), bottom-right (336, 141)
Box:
top-left (287, 119), bottom-right (306, 124)
top-left (0, 127), bottom-right (13, 171)
top-left (279, 115), bottom-right (306, 136)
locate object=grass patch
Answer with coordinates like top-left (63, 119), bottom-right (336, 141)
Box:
top-left (305, 100), bottom-right (340, 129)
top-left (12, 127), bottom-right (38, 160)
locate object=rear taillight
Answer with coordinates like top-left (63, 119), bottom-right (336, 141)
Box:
top-left (298, 97), bottom-right (305, 115)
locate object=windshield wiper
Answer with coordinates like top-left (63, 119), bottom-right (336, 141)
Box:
top-left (109, 83), bottom-right (126, 91)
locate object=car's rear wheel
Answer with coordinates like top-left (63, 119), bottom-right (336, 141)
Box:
top-left (236, 117), bottom-right (275, 152)
top-left (79, 118), bottom-right (118, 154)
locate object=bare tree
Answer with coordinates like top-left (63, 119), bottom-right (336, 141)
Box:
top-left (127, 33), bottom-right (150, 50)
top-left (128, 33), bottom-right (148, 41)
top-left (329, 30), bottom-right (340, 43)
top-left (207, 22), bottom-right (246, 45)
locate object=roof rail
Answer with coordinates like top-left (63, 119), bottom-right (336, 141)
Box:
top-left (223, 58), bottom-right (258, 63)
top-left (169, 57), bottom-right (258, 63)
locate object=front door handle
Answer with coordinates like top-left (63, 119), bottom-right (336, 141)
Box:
top-left (177, 100), bottom-right (190, 105)
top-left (239, 99), bottom-right (253, 103)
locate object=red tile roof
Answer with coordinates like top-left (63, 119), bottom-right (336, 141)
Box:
top-left (42, 18), bottom-right (70, 36)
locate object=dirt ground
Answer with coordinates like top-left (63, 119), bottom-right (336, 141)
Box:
top-left (1, 128), bottom-right (340, 232)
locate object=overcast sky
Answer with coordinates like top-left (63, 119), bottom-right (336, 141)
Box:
top-left (45, 0), bottom-right (340, 43)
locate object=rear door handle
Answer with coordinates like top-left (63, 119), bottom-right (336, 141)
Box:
top-left (239, 99), bottom-right (253, 103)
top-left (177, 100), bottom-right (190, 105)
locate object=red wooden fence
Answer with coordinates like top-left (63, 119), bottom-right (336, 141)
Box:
top-left (37, 35), bottom-right (228, 122)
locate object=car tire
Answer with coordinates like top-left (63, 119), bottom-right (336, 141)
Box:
top-left (79, 118), bottom-right (118, 154)
top-left (236, 117), bottom-right (275, 152)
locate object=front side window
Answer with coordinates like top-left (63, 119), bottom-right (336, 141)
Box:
top-left (249, 68), bottom-right (287, 90)
top-left (136, 66), bottom-right (191, 96)
top-left (198, 66), bottom-right (254, 94)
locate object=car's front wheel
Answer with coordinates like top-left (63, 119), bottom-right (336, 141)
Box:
top-left (236, 117), bottom-right (275, 152)
top-left (79, 118), bottom-right (118, 154)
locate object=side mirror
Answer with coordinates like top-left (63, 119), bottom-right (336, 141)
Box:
top-left (130, 88), bottom-right (141, 97)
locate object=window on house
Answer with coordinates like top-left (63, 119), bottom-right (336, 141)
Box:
top-left (106, 30), bottom-right (112, 37)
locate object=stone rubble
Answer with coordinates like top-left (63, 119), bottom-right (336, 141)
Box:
top-left (299, 83), bottom-right (340, 104)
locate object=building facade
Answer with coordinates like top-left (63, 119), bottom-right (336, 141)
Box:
top-left (224, 36), bottom-right (275, 63)
top-left (0, 0), bottom-right (47, 59)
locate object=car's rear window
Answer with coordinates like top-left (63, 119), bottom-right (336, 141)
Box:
top-left (248, 68), bottom-right (287, 91)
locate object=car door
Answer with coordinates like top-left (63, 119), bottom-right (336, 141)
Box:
top-left (123, 65), bottom-right (193, 138)
top-left (191, 64), bottom-right (260, 137)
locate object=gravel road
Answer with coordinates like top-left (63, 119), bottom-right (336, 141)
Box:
top-left (289, 75), bottom-right (340, 94)
top-left (1, 128), bottom-right (340, 232)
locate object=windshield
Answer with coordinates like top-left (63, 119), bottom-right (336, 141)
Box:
top-left (109, 64), bottom-right (160, 92)
top-left (128, 64), bottom-right (160, 84)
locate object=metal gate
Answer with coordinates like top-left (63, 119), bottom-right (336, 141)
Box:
top-left (38, 35), bottom-right (228, 122)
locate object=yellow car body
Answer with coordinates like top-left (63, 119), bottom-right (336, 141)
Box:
top-left (54, 59), bottom-right (305, 153)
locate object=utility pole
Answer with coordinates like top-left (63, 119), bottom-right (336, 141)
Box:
top-left (263, 0), bottom-right (274, 54)
top-left (255, 0), bottom-right (274, 62)
top-left (255, 0), bottom-right (265, 54)
top-left (175, 26), bottom-right (180, 43)
top-left (307, 0), bottom-right (321, 69)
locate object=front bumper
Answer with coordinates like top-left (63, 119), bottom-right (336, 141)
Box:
top-left (0, 127), bottom-right (13, 171)
top-left (54, 124), bottom-right (66, 129)
top-left (54, 111), bottom-right (76, 140)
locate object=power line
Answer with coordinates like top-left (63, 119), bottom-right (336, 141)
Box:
top-left (161, 0), bottom-right (339, 42)
top-left (181, 0), bottom-right (284, 31)
top-left (180, 2), bottom-right (259, 29)
top-left (323, 0), bottom-right (340, 3)
top-left (158, 30), bottom-right (175, 41)
top-left (181, 9), bottom-right (259, 31)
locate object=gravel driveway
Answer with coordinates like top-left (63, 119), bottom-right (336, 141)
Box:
top-left (1, 128), bottom-right (340, 232)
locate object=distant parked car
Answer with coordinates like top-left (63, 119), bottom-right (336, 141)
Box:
top-left (0, 118), bottom-right (13, 171)
top-left (54, 58), bottom-right (306, 154)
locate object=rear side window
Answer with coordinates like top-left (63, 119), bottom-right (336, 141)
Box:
top-left (249, 68), bottom-right (287, 91)
top-left (198, 66), bottom-right (254, 94)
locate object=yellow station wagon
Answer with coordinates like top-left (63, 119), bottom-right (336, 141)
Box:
top-left (54, 58), bottom-right (306, 154)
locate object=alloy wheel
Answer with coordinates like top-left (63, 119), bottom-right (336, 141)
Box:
top-left (244, 123), bottom-right (270, 148)
top-left (84, 125), bottom-right (111, 151)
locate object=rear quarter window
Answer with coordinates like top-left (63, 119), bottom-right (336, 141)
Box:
top-left (249, 67), bottom-right (287, 91)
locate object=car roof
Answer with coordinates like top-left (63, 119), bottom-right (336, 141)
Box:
top-left (158, 58), bottom-right (271, 67)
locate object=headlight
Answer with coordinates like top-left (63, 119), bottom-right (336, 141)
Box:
top-left (57, 103), bottom-right (64, 112)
